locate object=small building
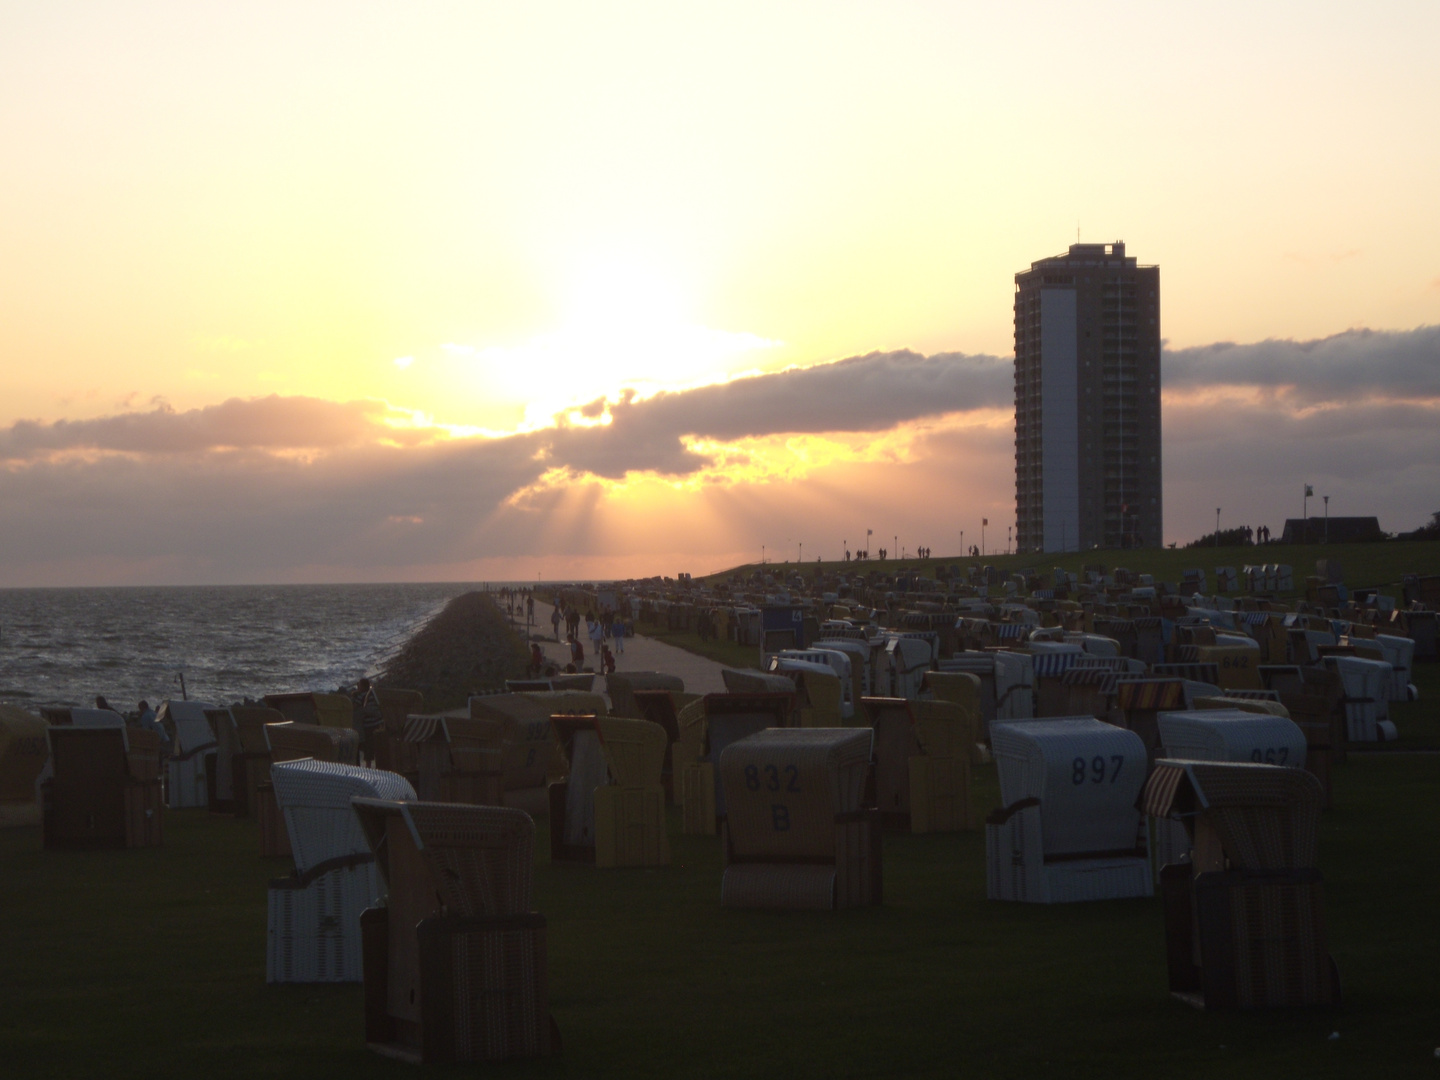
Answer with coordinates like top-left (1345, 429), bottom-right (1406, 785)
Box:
top-left (1279, 517), bottom-right (1384, 544)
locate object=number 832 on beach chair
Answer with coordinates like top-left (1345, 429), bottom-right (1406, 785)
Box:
top-left (986, 718), bottom-right (1152, 903)
top-left (719, 728), bottom-right (880, 910)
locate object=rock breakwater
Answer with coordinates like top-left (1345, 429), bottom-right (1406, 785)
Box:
top-left (378, 591), bottom-right (529, 709)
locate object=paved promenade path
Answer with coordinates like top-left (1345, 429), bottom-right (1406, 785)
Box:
top-left (507, 599), bottom-right (729, 697)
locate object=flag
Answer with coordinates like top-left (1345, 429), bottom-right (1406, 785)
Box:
top-left (982, 518), bottom-right (988, 526)
top-left (1305, 484), bottom-right (1313, 497)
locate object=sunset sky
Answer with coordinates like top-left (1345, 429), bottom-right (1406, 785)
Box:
top-left (2, 1), bottom-right (1438, 585)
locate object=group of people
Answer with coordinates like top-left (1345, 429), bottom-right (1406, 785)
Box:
top-left (539, 601), bottom-right (626, 677)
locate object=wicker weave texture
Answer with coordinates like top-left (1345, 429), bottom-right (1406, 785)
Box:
top-left (909, 755), bottom-right (972, 833)
top-left (594, 784), bottom-right (669, 867)
top-left (447, 922), bottom-right (551, 1060)
top-left (399, 801), bottom-right (535, 917)
top-left (986, 806), bottom-right (1151, 902)
top-left (266, 722), bottom-right (360, 765)
top-left (721, 669), bottom-right (795, 694)
top-left (991, 718), bottom-right (1147, 857)
top-left (165, 755), bottom-right (209, 809)
top-left (911, 699), bottom-right (978, 762)
top-left (1208, 874), bottom-right (1334, 1008)
top-left (596, 718), bottom-right (666, 788)
top-left (1323, 656), bottom-right (1392, 741)
top-left (680, 763), bottom-right (715, 836)
top-left (271, 760), bottom-right (415, 874)
top-left (721, 864), bottom-right (835, 909)
top-left (606, 672), bottom-right (684, 718)
top-left (719, 728), bottom-right (871, 861)
top-left (266, 864), bottom-right (376, 982)
top-left (1158, 710), bottom-right (1307, 769)
top-left (1144, 760), bottom-right (1323, 870)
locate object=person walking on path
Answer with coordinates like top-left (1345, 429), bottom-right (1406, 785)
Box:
top-left (550, 605), bottom-right (562, 641)
top-left (587, 615), bottom-right (604, 660)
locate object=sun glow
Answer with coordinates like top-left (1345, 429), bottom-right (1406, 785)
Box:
top-left (441, 254), bottom-right (782, 429)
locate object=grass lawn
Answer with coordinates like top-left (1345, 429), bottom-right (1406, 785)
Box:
top-left (636, 626), bottom-right (762, 671)
top-left (2, 740), bottom-right (1437, 1079)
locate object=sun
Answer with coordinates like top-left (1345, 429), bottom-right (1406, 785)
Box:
top-left (441, 252), bottom-right (781, 430)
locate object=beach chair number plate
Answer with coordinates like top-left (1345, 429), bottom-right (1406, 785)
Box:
top-left (743, 764), bottom-right (800, 794)
top-left (1072, 756), bottom-right (1124, 785)
top-left (741, 763), bottom-right (800, 831)
top-left (1249, 747), bottom-right (1289, 764)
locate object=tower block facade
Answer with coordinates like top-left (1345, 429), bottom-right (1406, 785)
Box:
top-left (1013, 242), bottom-right (1161, 553)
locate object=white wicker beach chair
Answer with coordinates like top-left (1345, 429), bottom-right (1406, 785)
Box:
top-left (265, 759), bottom-right (416, 984)
top-left (1373, 634), bottom-right (1417, 702)
top-left (158, 699), bottom-right (215, 809)
top-left (1151, 708), bottom-right (1308, 874)
top-left (986, 717), bottom-right (1151, 903)
top-left (1322, 655), bottom-right (1396, 742)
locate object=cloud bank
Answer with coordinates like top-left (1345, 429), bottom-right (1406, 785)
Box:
top-left (0, 328), bottom-right (1436, 584)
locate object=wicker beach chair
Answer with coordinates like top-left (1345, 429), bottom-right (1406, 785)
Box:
top-left (222, 705), bottom-right (286, 818)
top-left (372, 688), bottom-right (424, 771)
top-left (718, 728), bottom-right (879, 909)
top-left (263, 692), bottom-right (355, 730)
top-left (265, 721), bottom-right (360, 765)
top-left (1259, 665), bottom-right (1343, 807)
top-left (1, 705), bottom-right (50, 825)
top-left (265, 759), bottom-right (415, 984)
top-left (910, 699), bottom-right (978, 833)
top-left (605, 671), bottom-right (684, 719)
top-left (258, 722), bottom-right (361, 856)
top-left (721, 669), bottom-right (796, 695)
top-left (352, 798), bottom-right (559, 1064)
top-left (1144, 759), bottom-right (1337, 1009)
top-left (401, 714), bottom-right (504, 806)
top-left (1321, 655), bottom-right (1396, 743)
top-left (986, 718), bottom-right (1151, 903)
top-left (41, 724), bottom-right (162, 849)
top-left (155, 699), bottom-right (216, 810)
top-left (469, 691), bottom-right (599, 815)
top-left (631, 689), bottom-right (682, 803)
top-left (547, 715), bottom-right (669, 867)
top-left (1150, 709), bottom-right (1309, 873)
top-left (672, 698), bottom-right (708, 815)
top-left (1157, 709), bottom-right (1307, 769)
top-left (681, 694), bottom-right (793, 837)
top-left (861, 697), bottom-right (922, 829)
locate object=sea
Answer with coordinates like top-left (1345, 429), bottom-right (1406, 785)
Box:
top-left (0, 583), bottom-right (486, 712)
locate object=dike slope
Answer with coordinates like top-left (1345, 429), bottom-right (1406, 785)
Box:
top-left (378, 591), bottom-right (529, 710)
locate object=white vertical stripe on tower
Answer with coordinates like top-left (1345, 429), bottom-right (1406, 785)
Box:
top-left (1039, 289), bottom-right (1079, 553)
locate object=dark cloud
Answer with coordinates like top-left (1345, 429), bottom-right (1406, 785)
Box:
top-left (1, 330), bottom-right (1439, 582)
top-left (598, 348), bottom-right (1011, 440)
top-left (0, 395), bottom-right (386, 459)
top-left (1164, 325), bottom-right (1440, 402)
top-left (539, 348), bottom-right (1010, 479)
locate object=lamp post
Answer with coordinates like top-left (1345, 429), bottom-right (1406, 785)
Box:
top-left (1007, 525), bottom-right (1012, 555)
top-left (1216, 508), bottom-right (1221, 548)
top-left (1323, 496), bottom-right (1329, 544)
top-left (960, 530), bottom-right (964, 558)
top-left (982, 518), bottom-right (987, 557)
top-left (867, 528), bottom-right (872, 559)
top-left (1302, 483), bottom-right (1311, 544)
